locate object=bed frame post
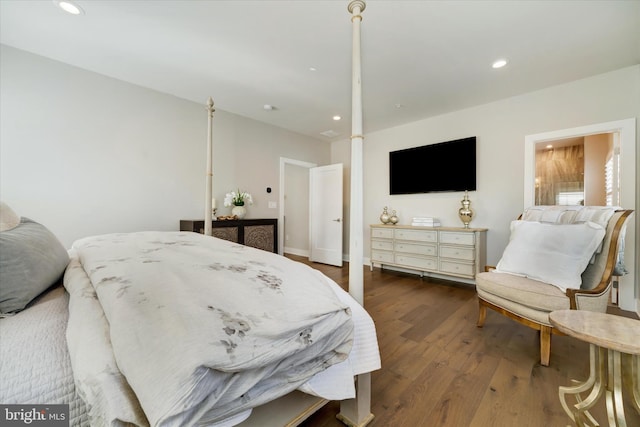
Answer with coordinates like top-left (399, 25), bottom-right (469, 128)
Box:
top-left (340, 2), bottom-right (373, 425)
top-left (338, 373), bottom-right (374, 427)
top-left (347, 0), bottom-right (366, 307)
top-left (204, 97), bottom-right (215, 236)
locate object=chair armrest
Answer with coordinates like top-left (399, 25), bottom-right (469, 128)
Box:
top-left (566, 284), bottom-right (612, 311)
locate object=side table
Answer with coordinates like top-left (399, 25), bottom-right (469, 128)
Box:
top-left (549, 310), bottom-right (640, 427)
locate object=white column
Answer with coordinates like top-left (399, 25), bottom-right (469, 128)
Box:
top-left (348, 0), bottom-right (365, 306)
top-left (340, 2), bottom-right (374, 426)
top-left (204, 97), bottom-right (215, 236)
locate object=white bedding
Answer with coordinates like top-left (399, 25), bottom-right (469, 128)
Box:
top-left (64, 231), bottom-right (380, 426)
top-left (0, 286), bottom-right (89, 426)
top-left (0, 233), bottom-right (379, 427)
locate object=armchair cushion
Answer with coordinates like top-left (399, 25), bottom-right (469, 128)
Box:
top-left (476, 272), bottom-right (569, 314)
top-left (495, 220), bottom-right (606, 291)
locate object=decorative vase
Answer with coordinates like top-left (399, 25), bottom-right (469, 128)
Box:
top-left (232, 204), bottom-right (246, 219)
top-left (380, 206), bottom-right (390, 224)
top-left (389, 210), bottom-right (399, 225)
top-left (458, 191), bottom-right (474, 228)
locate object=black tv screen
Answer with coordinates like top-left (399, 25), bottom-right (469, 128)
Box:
top-left (389, 137), bottom-right (476, 194)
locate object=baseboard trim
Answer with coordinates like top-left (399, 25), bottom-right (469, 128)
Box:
top-left (283, 247), bottom-right (309, 257)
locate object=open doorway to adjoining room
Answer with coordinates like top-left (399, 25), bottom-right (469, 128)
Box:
top-left (524, 118), bottom-right (637, 313)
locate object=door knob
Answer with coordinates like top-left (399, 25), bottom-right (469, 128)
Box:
top-left (333, 218), bottom-right (342, 222)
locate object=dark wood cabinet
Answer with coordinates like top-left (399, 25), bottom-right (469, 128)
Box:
top-left (180, 218), bottom-right (278, 253)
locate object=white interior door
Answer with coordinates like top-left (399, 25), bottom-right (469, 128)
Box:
top-left (309, 163), bottom-right (343, 266)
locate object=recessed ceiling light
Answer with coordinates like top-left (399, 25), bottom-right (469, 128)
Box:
top-left (492, 59), bottom-right (508, 69)
top-left (263, 104), bottom-right (275, 111)
top-left (333, 115), bottom-right (341, 121)
top-left (53, 0), bottom-right (84, 15)
top-left (309, 67), bottom-right (317, 72)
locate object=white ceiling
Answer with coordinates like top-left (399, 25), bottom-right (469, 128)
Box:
top-left (1, 0), bottom-right (639, 142)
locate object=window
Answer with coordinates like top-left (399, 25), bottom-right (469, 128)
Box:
top-left (605, 157), bottom-right (613, 206)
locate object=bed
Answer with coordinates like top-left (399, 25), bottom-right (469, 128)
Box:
top-left (0, 218), bottom-right (379, 426)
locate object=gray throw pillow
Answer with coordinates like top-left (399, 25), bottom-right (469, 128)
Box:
top-left (0, 217), bottom-right (69, 316)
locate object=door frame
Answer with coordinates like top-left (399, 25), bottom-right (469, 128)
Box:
top-left (279, 157), bottom-right (317, 256)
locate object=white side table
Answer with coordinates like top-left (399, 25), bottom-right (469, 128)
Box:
top-left (549, 310), bottom-right (640, 427)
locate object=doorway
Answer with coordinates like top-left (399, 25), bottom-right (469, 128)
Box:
top-left (279, 158), bottom-right (316, 257)
top-left (533, 133), bottom-right (619, 206)
top-left (524, 118), bottom-right (637, 312)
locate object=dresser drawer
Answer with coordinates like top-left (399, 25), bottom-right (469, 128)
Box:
top-left (372, 239), bottom-right (393, 251)
top-left (371, 227), bottom-right (394, 239)
top-left (395, 254), bottom-right (437, 271)
top-left (371, 250), bottom-right (394, 263)
top-left (395, 229), bottom-right (437, 243)
top-left (439, 245), bottom-right (475, 261)
top-left (394, 242), bottom-right (437, 257)
top-left (439, 260), bottom-right (475, 277)
top-left (439, 231), bottom-right (475, 246)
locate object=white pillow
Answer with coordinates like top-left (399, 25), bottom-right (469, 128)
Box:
top-left (0, 202), bottom-right (21, 232)
top-left (495, 220), bottom-right (606, 291)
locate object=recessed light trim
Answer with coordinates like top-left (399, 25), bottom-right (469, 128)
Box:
top-left (54, 0), bottom-right (84, 15)
top-left (333, 115), bottom-right (341, 121)
top-left (492, 59), bottom-right (508, 69)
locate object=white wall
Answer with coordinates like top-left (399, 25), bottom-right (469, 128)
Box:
top-left (332, 65), bottom-right (640, 311)
top-left (0, 45), bottom-right (330, 248)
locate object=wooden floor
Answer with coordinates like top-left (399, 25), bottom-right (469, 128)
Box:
top-left (287, 256), bottom-right (640, 427)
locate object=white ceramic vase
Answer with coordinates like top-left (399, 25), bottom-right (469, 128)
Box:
top-left (232, 205), bottom-right (246, 219)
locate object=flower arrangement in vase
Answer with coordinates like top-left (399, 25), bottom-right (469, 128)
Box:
top-left (224, 189), bottom-right (253, 219)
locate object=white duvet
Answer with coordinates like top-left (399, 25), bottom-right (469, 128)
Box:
top-left (64, 231), bottom-right (379, 427)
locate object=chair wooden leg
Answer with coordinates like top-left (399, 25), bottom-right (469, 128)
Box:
top-left (540, 326), bottom-right (552, 367)
top-left (477, 300), bottom-right (486, 328)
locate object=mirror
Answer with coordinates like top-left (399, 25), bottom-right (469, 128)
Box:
top-left (534, 134), bottom-right (619, 206)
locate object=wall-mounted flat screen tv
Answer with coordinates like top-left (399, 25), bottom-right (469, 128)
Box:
top-left (389, 136), bottom-right (476, 194)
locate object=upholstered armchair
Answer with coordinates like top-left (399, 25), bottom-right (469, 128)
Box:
top-left (476, 206), bottom-right (634, 366)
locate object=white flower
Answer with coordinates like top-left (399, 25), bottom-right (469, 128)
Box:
top-left (223, 189), bottom-right (253, 207)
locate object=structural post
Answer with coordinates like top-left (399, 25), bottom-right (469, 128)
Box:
top-left (204, 97), bottom-right (215, 236)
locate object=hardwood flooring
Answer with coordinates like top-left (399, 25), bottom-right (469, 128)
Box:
top-left (287, 256), bottom-right (640, 427)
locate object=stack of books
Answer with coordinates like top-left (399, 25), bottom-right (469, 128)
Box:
top-left (412, 217), bottom-right (441, 227)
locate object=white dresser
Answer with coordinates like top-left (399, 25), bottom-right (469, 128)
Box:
top-left (370, 224), bottom-right (487, 281)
